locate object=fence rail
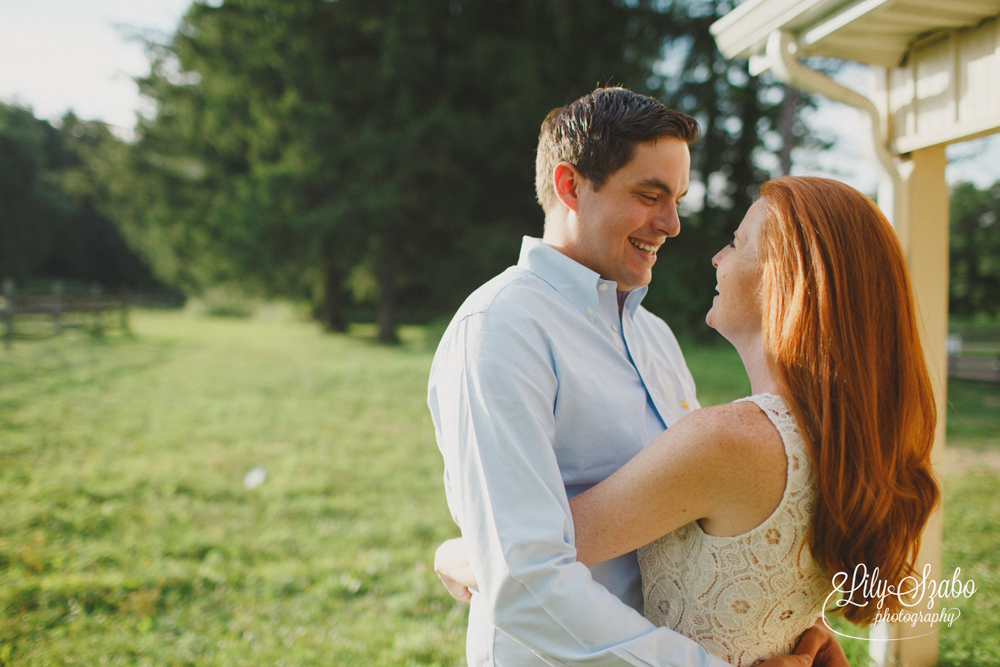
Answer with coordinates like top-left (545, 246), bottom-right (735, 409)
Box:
top-left (1, 280), bottom-right (129, 349)
top-left (946, 333), bottom-right (1000, 383)
top-left (948, 355), bottom-right (1000, 383)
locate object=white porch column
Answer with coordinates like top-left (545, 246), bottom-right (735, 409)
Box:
top-left (890, 144), bottom-right (949, 667)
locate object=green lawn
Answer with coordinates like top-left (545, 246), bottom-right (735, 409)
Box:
top-left (947, 380), bottom-right (1000, 450)
top-left (1, 311), bottom-right (996, 666)
top-left (1, 312), bottom-right (463, 666)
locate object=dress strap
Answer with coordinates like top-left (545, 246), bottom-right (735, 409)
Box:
top-left (733, 392), bottom-right (786, 415)
top-left (734, 393), bottom-right (810, 480)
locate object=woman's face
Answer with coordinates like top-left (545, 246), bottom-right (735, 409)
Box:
top-left (706, 199), bottom-right (767, 343)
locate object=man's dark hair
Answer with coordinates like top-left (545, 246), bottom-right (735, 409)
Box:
top-left (535, 87), bottom-right (700, 212)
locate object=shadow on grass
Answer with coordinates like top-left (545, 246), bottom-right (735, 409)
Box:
top-left (344, 322), bottom-right (445, 355)
top-left (0, 331), bottom-right (178, 417)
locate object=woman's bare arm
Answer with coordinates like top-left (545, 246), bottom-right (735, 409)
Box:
top-left (570, 401), bottom-right (786, 567)
top-left (432, 401), bottom-right (786, 595)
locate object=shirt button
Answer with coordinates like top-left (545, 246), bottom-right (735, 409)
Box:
top-left (586, 308), bottom-right (594, 317)
top-left (599, 284), bottom-right (608, 291)
top-left (612, 325), bottom-right (618, 332)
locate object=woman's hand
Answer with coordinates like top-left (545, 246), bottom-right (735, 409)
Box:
top-left (434, 537), bottom-right (477, 602)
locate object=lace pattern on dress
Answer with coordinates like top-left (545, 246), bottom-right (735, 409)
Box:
top-left (638, 394), bottom-right (831, 667)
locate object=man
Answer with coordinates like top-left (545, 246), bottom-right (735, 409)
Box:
top-left (428, 88), bottom-right (845, 667)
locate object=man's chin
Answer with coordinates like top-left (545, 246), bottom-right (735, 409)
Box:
top-left (622, 273), bottom-right (653, 293)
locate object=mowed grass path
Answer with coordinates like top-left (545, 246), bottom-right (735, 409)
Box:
top-left (1, 310), bottom-right (997, 665)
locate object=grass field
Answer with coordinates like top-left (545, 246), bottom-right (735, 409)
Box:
top-left (1, 310), bottom-right (997, 666)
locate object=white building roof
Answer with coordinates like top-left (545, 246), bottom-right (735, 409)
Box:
top-left (712, 0), bottom-right (1000, 67)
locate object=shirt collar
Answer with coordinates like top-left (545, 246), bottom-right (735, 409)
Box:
top-left (517, 236), bottom-right (648, 321)
top-left (620, 285), bottom-right (649, 318)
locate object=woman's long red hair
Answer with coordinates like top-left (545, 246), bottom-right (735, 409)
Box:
top-left (757, 177), bottom-right (940, 625)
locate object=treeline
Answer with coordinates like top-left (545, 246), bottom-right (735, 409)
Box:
top-left (0, 106), bottom-right (168, 296)
top-left (950, 181), bottom-right (1000, 318)
top-left (123, 0), bottom-right (825, 342)
top-left (119, 0), bottom-right (817, 343)
top-left (14, 0), bottom-right (995, 342)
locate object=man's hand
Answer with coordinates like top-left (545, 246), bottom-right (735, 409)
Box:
top-left (434, 537), bottom-right (477, 603)
top-left (793, 618), bottom-right (850, 667)
top-left (756, 655), bottom-right (812, 667)
top-left (752, 617), bottom-right (850, 667)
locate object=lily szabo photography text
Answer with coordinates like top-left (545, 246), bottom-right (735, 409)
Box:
top-left (828, 564), bottom-right (978, 613)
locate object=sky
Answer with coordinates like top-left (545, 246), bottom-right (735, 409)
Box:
top-left (1, 0), bottom-right (998, 194)
top-left (0, 0), bottom-right (193, 134)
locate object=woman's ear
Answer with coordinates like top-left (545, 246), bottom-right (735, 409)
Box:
top-left (553, 162), bottom-right (584, 213)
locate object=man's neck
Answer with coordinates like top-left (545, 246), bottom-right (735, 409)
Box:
top-left (617, 290), bottom-right (629, 318)
top-left (540, 227), bottom-right (633, 318)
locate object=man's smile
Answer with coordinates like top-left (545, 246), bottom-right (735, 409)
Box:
top-left (628, 237), bottom-right (659, 255)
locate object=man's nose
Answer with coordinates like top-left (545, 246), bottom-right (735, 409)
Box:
top-left (653, 207), bottom-right (681, 238)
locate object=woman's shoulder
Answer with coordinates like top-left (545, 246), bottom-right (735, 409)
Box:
top-left (670, 396), bottom-right (785, 456)
top-left (668, 397), bottom-right (790, 536)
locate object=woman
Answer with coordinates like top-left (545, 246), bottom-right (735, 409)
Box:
top-left (436, 176), bottom-right (940, 666)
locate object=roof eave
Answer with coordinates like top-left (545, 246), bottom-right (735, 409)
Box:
top-left (709, 0), bottom-right (845, 60)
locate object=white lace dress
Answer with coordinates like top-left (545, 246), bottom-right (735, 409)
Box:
top-left (638, 394), bottom-right (831, 667)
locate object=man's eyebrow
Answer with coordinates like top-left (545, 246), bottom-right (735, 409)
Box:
top-left (635, 178), bottom-right (688, 199)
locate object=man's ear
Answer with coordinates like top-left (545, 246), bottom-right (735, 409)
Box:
top-left (553, 162), bottom-right (584, 213)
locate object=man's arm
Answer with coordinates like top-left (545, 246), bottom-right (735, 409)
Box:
top-left (429, 310), bottom-right (729, 667)
top-left (434, 539), bottom-right (848, 667)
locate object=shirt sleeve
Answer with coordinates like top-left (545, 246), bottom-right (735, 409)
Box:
top-left (428, 310), bottom-right (731, 667)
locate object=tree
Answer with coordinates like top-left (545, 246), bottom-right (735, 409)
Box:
top-left (950, 181), bottom-right (1000, 318)
top-left (118, 0), bottom-right (819, 340)
top-left (124, 0), bottom-right (704, 341)
top-left (0, 104), bottom-right (163, 293)
top-left (0, 104), bottom-right (69, 284)
top-left (637, 0), bottom-right (820, 337)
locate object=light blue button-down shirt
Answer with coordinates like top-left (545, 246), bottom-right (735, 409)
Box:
top-left (428, 237), bottom-right (728, 667)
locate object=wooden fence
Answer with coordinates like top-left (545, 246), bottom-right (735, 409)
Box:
top-left (1, 280), bottom-right (129, 349)
top-left (947, 334), bottom-right (1000, 383)
top-left (948, 355), bottom-right (1000, 383)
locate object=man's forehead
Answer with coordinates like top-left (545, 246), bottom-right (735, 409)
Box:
top-left (625, 141), bottom-right (689, 174)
